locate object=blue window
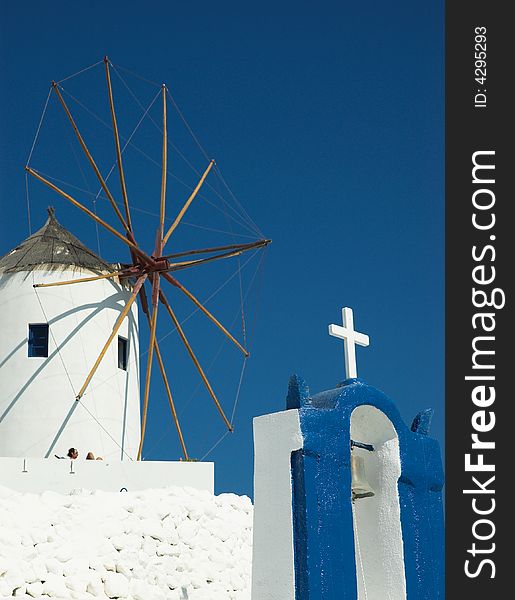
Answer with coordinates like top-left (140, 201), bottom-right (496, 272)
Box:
top-left (118, 336), bottom-right (128, 371)
top-left (28, 324), bottom-right (49, 357)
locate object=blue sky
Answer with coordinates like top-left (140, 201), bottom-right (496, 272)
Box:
top-left (0, 1), bottom-right (444, 497)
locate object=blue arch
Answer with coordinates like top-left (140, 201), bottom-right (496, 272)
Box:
top-left (287, 376), bottom-right (444, 600)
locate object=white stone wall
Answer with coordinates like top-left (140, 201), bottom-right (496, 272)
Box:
top-left (0, 485), bottom-right (252, 600)
top-left (0, 268), bottom-right (141, 461)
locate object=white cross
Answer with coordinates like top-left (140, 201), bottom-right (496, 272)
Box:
top-left (328, 307), bottom-right (370, 379)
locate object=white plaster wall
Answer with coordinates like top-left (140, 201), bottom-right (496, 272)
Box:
top-left (0, 268), bottom-right (141, 461)
top-left (350, 405), bottom-right (406, 600)
top-left (0, 483), bottom-right (248, 599)
top-left (251, 409), bottom-right (303, 600)
top-left (0, 456), bottom-right (213, 494)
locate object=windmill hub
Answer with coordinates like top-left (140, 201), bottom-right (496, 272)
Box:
top-left (148, 257), bottom-right (170, 272)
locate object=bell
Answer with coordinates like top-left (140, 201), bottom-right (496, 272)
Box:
top-left (351, 453), bottom-right (375, 500)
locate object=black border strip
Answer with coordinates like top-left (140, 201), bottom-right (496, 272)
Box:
top-left (446, 2), bottom-right (511, 595)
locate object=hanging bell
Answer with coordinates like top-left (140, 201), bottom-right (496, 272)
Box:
top-left (351, 453), bottom-right (375, 500)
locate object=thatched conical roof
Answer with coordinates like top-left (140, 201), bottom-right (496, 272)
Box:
top-left (0, 208), bottom-right (112, 274)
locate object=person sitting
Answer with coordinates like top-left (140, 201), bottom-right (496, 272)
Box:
top-left (86, 452), bottom-right (95, 460)
top-left (67, 448), bottom-right (78, 460)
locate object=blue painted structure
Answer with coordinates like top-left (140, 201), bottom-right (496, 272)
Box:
top-left (286, 375), bottom-right (444, 600)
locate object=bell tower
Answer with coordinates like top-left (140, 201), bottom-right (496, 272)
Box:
top-left (251, 307), bottom-right (444, 600)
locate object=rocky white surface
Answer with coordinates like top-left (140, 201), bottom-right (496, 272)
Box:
top-left (0, 485), bottom-right (253, 600)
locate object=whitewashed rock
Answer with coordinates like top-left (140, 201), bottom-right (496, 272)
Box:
top-left (128, 577), bottom-right (150, 600)
top-left (25, 580), bottom-right (44, 597)
top-left (104, 571), bottom-right (129, 598)
top-left (42, 573), bottom-right (69, 597)
top-left (86, 572), bottom-right (104, 596)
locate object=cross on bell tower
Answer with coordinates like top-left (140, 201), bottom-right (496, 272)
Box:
top-left (328, 307), bottom-right (369, 379)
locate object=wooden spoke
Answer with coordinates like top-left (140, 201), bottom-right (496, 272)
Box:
top-left (169, 249), bottom-right (245, 271)
top-left (159, 290), bottom-right (233, 432)
top-left (51, 82), bottom-right (130, 235)
top-left (33, 271), bottom-right (123, 288)
top-left (25, 168), bottom-right (151, 266)
top-left (168, 239), bottom-right (270, 272)
top-left (159, 85), bottom-right (167, 243)
top-left (162, 159), bottom-right (215, 245)
top-left (162, 239), bottom-right (271, 260)
top-left (76, 274), bottom-right (147, 400)
top-left (104, 57), bottom-right (133, 232)
top-left (137, 274), bottom-right (160, 460)
top-left (162, 272), bottom-right (249, 357)
top-left (139, 286), bottom-right (188, 459)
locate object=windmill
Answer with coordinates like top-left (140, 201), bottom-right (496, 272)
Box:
top-left (24, 57), bottom-right (270, 461)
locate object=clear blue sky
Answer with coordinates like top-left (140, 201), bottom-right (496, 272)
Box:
top-left (0, 1), bottom-right (444, 497)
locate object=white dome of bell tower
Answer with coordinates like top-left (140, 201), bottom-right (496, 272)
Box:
top-left (0, 208), bottom-right (141, 461)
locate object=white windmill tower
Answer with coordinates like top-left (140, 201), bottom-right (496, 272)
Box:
top-left (0, 207), bottom-right (141, 462)
top-left (0, 207), bottom-right (215, 494)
